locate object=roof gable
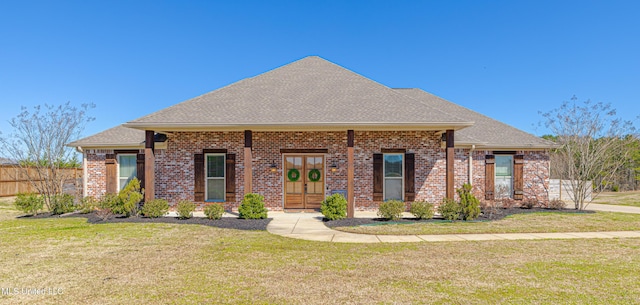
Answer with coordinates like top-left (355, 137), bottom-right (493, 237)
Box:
top-left (124, 56), bottom-right (473, 130)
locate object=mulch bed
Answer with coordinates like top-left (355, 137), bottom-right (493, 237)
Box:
top-left (325, 208), bottom-right (595, 228)
top-left (18, 212), bottom-right (271, 231)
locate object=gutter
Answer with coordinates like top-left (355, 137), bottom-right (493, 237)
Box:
top-left (75, 146), bottom-right (88, 198)
top-left (469, 145), bottom-right (475, 184)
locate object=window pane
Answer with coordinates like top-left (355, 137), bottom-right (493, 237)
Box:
top-left (384, 179), bottom-right (403, 201)
top-left (384, 154), bottom-right (403, 178)
top-left (495, 177), bottom-right (513, 198)
top-left (119, 178), bottom-right (129, 191)
top-left (207, 179), bottom-right (224, 201)
top-left (495, 156), bottom-right (513, 177)
top-left (207, 155), bottom-right (225, 178)
top-left (119, 155), bottom-right (136, 190)
top-left (495, 155), bottom-right (513, 198)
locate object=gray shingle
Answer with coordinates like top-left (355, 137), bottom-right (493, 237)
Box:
top-left (395, 88), bottom-right (553, 149)
top-left (67, 125), bottom-right (144, 147)
top-left (124, 56), bottom-right (473, 129)
top-left (68, 57), bottom-right (553, 149)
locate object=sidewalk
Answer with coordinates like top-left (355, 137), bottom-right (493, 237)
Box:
top-left (266, 205), bottom-right (640, 243)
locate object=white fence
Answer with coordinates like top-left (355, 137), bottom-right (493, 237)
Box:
top-left (549, 179), bottom-right (592, 203)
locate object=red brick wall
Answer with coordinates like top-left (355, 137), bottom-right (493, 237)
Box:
top-left (470, 150), bottom-right (550, 205)
top-left (85, 149), bottom-right (110, 198)
top-left (83, 131), bottom-right (550, 210)
top-left (155, 132), bottom-right (244, 211)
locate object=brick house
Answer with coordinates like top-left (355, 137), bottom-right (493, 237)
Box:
top-left (68, 56), bottom-right (553, 214)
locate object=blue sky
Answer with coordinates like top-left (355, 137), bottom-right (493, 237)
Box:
top-left (1, 0), bottom-right (638, 140)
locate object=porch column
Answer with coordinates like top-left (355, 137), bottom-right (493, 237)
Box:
top-left (446, 129), bottom-right (455, 200)
top-left (144, 130), bottom-right (155, 202)
top-left (347, 130), bottom-right (355, 218)
top-left (244, 130), bottom-right (253, 194)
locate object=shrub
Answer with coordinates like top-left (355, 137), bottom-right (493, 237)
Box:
top-left (321, 193), bottom-right (347, 220)
top-left (50, 193), bottom-right (76, 215)
top-left (96, 194), bottom-right (118, 220)
top-left (520, 199), bottom-right (537, 209)
top-left (14, 193), bottom-right (44, 216)
top-left (204, 203), bottom-right (225, 220)
top-left (377, 200), bottom-right (405, 221)
top-left (176, 200), bottom-right (196, 219)
top-left (238, 193), bottom-right (268, 219)
top-left (112, 178), bottom-right (143, 217)
top-left (78, 196), bottom-right (98, 214)
top-left (113, 177), bottom-right (144, 217)
top-left (439, 198), bottom-right (461, 221)
top-left (98, 193), bottom-right (119, 210)
top-left (457, 184), bottom-right (480, 220)
top-left (547, 199), bottom-right (566, 210)
top-left (409, 200), bottom-right (434, 220)
top-left (142, 199), bottom-right (169, 218)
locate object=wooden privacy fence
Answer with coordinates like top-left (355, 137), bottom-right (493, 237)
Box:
top-left (0, 165), bottom-right (82, 197)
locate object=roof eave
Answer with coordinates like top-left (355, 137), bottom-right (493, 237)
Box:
top-left (65, 143), bottom-right (168, 150)
top-left (122, 122), bottom-right (475, 132)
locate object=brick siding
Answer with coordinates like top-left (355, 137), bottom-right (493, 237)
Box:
top-left (83, 131), bottom-right (550, 210)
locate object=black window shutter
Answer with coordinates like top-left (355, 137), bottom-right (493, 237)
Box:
top-left (194, 154), bottom-right (204, 202)
top-left (225, 154), bottom-right (236, 202)
top-left (373, 154), bottom-right (383, 201)
top-left (136, 153), bottom-right (145, 191)
top-left (404, 153), bottom-right (415, 202)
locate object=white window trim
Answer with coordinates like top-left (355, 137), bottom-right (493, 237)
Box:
top-left (117, 154), bottom-right (137, 191)
top-left (383, 153), bottom-right (404, 201)
top-left (205, 153), bottom-right (226, 202)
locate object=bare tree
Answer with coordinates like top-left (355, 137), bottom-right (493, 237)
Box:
top-left (541, 96), bottom-right (637, 210)
top-left (0, 102), bottom-right (94, 210)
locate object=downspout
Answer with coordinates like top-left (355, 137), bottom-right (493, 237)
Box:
top-left (76, 146), bottom-right (87, 198)
top-left (468, 145), bottom-right (475, 185)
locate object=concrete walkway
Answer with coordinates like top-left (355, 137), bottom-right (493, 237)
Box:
top-left (265, 204), bottom-right (640, 243)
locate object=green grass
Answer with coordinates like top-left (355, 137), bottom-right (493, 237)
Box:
top-left (2, 198), bottom-right (640, 304)
top-left (592, 191), bottom-right (640, 207)
top-left (0, 216), bottom-right (640, 304)
top-left (333, 211), bottom-right (640, 235)
top-left (0, 196), bottom-right (21, 221)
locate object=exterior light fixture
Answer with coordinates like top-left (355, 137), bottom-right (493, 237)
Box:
top-left (270, 163), bottom-right (277, 172)
top-left (329, 163), bottom-right (338, 172)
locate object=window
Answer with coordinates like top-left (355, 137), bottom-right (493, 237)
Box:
top-left (206, 154), bottom-right (225, 201)
top-left (495, 155), bottom-right (513, 198)
top-left (118, 154), bottom-right (137, 191)
top-left (383, 154), bottom-right (404, 201)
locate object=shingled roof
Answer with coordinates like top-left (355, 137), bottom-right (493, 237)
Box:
top-left (395, 89), bottom-right (554, 149)
top-left (68, 125), bottom-right (144, 148)
top-left (68, 56), bottom-right (553, 149)
top-left (123, 56), bottom-right (473, 131)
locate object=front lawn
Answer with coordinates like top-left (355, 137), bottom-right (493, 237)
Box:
top-left (331, 211), bottom-right (640, 235)
top-left (592, 191), bottom-right (640, 208)
top-left (0, 216), bottom-right (639, 304)
top-left (0, 197), bottom-right (20, 221)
